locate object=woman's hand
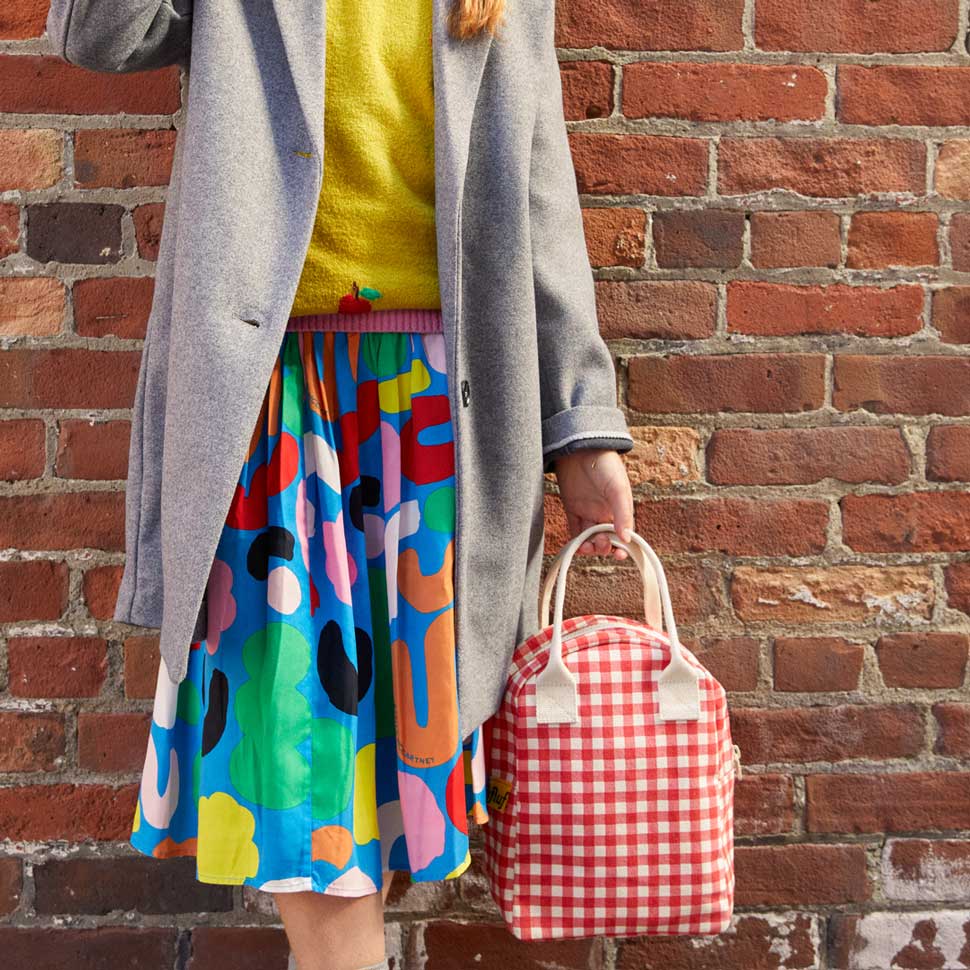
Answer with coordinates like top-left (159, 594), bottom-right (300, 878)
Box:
top-left (553, 449), bottom-right (635, 560)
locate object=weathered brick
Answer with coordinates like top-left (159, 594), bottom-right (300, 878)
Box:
top-left (0, 348), bottom-right (141, 408)
top-left (72, 276), bottom-right (154, 339)
top-left (0, 55), bottom-right (181, 115)
top-left (732, 566), bottom-right (935, 624)
top-left (945, 562), bottom-right (970, 615)
top-left (82, 564), bottom-right (124, 621)
top-left (124, 636), bottom-right (160, 700)
top-left (0, 492), bottom-right (124, 551)
top-left (0, 1), bottom-right (49, 39)
top-left (560, 61), bottom-right (613, 121)
top-left (0, 128), bottom-right (61, 191)
top-left (187, 928), bottom-right (295, 970)
top-left (0, 927), bottom-right (176, 970)
top-left (569, 133), bottom-right (708, 196)
top-left (807, 772), bottom-right (970, 833)
top-left (691, 637), bottom-right (760, 693)
top-left (731, 705), bottom-right (924, 765)
top-left (595, 280), bottom-right (717, 340)
top-left (749, 210), bottom-right (841, 269)
top-left (556, 0), bottom-right (745, 51)
top-left (727, 281), bottom-right (923, 336)
top-left (0, 276), bottom-right (65, 337)
top-left (55, 419), bottom-right (129, 481)
top-left (582, 207), bottom-right (646, 269)
top-left (708, 427), bottom-right (910, 486)
top-left (932, 287), bottom-right (970, 344)
top-left (949, 212), bottom-right (970, 270)
top-left (78, 713), bottom-right (152, 773)
top-left (653, 209), bottom-right (745, 268)
top-left (830, 910), bottom-right (970, 970)
top-left (734, 775), bottom-right (797, 836)
top-left (0, 712), bottom-right (65, 772)
top-left (33, 856), bottom-right (232, 915)
top-left (756, 0), bottom-right (957, 53)
top-left (0, 559), bottom-right (69, 622)
top-left (883, 838), bottom-right (970, 901)
top-left (0, 783), bottom-right (138, 840)
top-left (842, 492), bottom-right (970, 553)
top-left (623, 426), bottom-right (700, 488)
top-left (933, 702), bottom-right (970, 756)
top-left (7, 636), bottom-right (108, 698)
top-left (636, 497), bottom-right (828, 556)
top-left (841, 66), bottom-right (970, 126)
top-left (25, 202), bottom-right (124, 264)
top-left (0, 859), bottom-right (22, 916)
top-left (133, 200), bottom-right (165, 261)
top-left (73, 128), bottom-right (176, 188)
top-left (773, 638), bottom-right (865, 692)
top-left (876, 633), bottom-right (968, 688)
top-left (719, 138), bottom-right (926, 197)
top-left (624, 63), bottom-right (826, 122)
top-left (847, 211), bottom-right (939, 268)
top-left (833, 356), bottom-right (970, 416)
top-left (935, 141), bottom-right (970, 199)
top-left (735, 844), bottom-right (869, 905)
top-left (629, 354), bottom-right (826, 414)
top-left (0, 201), bottom-right (20, 259)
top-left (0, 418), bottom-right (46, 481)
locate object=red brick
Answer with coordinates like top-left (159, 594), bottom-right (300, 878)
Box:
top-left (125, 636), bottom-right (161, 700)
top-left (78, 713), bottom-right (152, 773)
top-left (0, 348), bottom-right (140, 409)
top-left (0, 859), bottom-right (21, 916)
top-left (582, 207), bottom-right (646, 269)
top-left (927, 427), bottom-right (970, 482)
top-left (0, 419), bottom-right (45, 481)
top-left (0, 276), bottom-right (65, 336)
top-left (691, 637), bottom-right (759, 693)
top-left (842, 492), bottom-right (970, 553)
top-left (936, 141), bottom-right (970, 200)
top-left (933, 703), bottom-right (970, 756)
top-left (0, 492), bottom-right (124, 551)
top-left (730, 705), bottom-right (924, 764)
top-left (625, 62), bottom-right (826, 122)
top-left (653, 209), bottom-right (745, 268)
top-left (833, 356), bottom-right (970, 416)
top-left (556, 0), bottom-right (745, 51)
top-left (807, 772), bottom-right (970, 833)
top-left (187, 928), bottom-right (294, 970)
top-left (629, 354), bottom-right (826, 414)
top-left (624, 426), bottom-right (701, 488)
top-left (728, 281), bottom-right (923, 336)
top-left (595, 280), bottom-right (717, 340)
top-left (636, 497), bottom-right (827, 556)
top-left (773, 638), bottom-right (865, 692)
top-left (732, 566), bottom-right (935, 624)
top-left (0, 559), bottom-right (69, 622)
top-left (750, 210), bottom-right (841, 269)
top-left (0, 128), bottom-right (61, 191)
top-left (830, 911), bottom-right (970, 970)
top-left (883, 838), bottom-right (970, 901)
top-left (734, 774), bottom-right (797, 836)
top-left (73, 128), bottom-right (176, 189)
top-left (615, 913), bottom-right (817, 970)
top-left (0, 1), bottom-right (49, 39)
top-left (133, 201), bottom-right (165, 261)
top-left (951, 212), bottom-right (970, 270)
top-left (569, 133), bottom-right (708, 196)
top-left (945, 562), bottom-right (970, 615)
top-left (0, 712), bottom-right (65, 772)
top-left (0, 783), bottom-right (138, 840)
top-left (55, 419), bottom-right (129, 480)
top-left (560, 61), bottom-right (613, 121)
top-left (0, 55), bottom-right (181, 115)
top-left (840, 65), bottom-right (970, 126)
top-left (719, 138), bottom-right (926, 197)
top-left (932, 287), bottom-right (970, 344)
top-left (735, 843), bottom-right (870, 905)
top-left (708, 427), bottom-right (910, 486)
top-left (0, 201), bottom-right (19, 259)
top-left (756, 0), bottom-right (957, 52)
top-left (847, 211), bottom-right (939, 268)
top-left (82, 564), bottom-right (124, 621)
top-left (7, 636), bottom-right (108, 698)
top-left (875, 633), bottom-right (968, 688)
top-left (0, 928), bottom-right (176, 969)
top-left (72, 276), bottom-right (154, 339)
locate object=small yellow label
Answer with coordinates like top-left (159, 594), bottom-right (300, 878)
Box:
top-left (486, 776), bottom-right (513, 814)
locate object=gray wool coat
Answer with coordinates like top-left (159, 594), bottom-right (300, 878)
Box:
top-left (45, 0), bottom-right (634, 741)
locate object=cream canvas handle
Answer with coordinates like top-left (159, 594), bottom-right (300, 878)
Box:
top-left (534, 523), bottom-right (701, 725)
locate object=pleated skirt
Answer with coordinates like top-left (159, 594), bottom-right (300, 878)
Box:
top-left (129, 322), bottom-right (490, 896)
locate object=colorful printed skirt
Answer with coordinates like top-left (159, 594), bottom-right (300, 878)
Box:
top-left (129, 321), bottom-right (490, 896)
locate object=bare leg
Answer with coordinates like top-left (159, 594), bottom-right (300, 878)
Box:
top-left (278, 871), bottom-right (396, 970)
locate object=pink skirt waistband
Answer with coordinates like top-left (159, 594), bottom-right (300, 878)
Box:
top-left (286, 309), bottom-right (443, 333)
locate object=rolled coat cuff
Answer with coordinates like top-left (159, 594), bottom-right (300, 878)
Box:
top-left (541, 404), bottom-right (634, 473)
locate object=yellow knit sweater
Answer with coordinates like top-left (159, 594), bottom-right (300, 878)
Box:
top-left (289, 0), bottom-right (440, 316)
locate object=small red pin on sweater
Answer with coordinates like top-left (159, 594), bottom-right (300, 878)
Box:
top-left (339, 281), bottom-right (382, 314)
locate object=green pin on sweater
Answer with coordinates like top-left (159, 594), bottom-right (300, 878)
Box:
top-left (339, 280), bottom-right (383, 313)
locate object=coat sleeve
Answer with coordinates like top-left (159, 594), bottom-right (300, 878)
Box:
top-left (528, 4), bottom-right (635, 476)
top-left (46, 0), bottom-right (192, 73)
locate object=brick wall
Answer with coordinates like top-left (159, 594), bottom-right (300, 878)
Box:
top-left (1, 0), bottom-right (969, 968)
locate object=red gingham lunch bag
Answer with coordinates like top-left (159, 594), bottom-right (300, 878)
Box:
top-left (481, 523), bottom-right (741, 942)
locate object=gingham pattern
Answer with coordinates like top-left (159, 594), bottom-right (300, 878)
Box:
top-left (481, 614), bottom-right (736, 941)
